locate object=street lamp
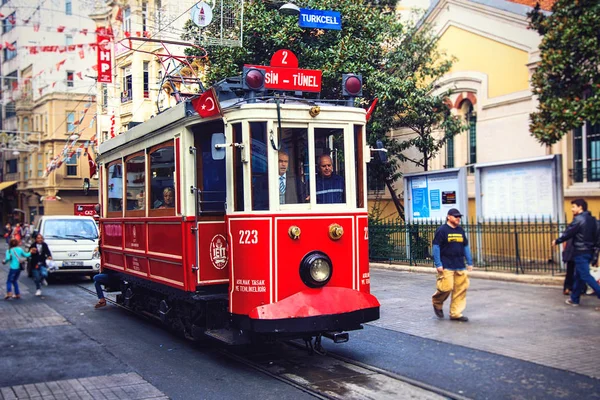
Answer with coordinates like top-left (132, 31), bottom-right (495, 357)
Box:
top-left (279, 2), bottom-right (300, 15)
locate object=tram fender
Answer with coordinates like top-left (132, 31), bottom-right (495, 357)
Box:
top-left (248, 287), bottom-right (380, 320)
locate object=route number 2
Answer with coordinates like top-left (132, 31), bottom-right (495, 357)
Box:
top-left (239, 230), bottom-right (259, 244)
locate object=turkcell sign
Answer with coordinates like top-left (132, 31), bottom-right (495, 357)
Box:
top-left (299, 8), bottom-right (342, 30)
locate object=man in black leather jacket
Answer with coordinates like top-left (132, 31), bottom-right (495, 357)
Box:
top-left (553, 198), bottom-right (600, 307)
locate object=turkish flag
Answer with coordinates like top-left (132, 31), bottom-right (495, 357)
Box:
top-left (191, 88), bottom-right (221, 118)
top-left (88, 152), bottom-right (97, 178)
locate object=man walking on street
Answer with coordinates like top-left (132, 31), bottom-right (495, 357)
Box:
top-left (552, 198), bottom-right (600, 307)
top-left (432, 208), bottom-right (474, 322)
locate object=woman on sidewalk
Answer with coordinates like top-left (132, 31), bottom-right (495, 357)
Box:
top-left (29, 234), bottom-right (52, 296)
top-left (3, 238), bottom-right (34, 300)
top-left (3, 223), bottom-right (11, 245)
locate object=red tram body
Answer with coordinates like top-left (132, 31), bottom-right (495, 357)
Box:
top-left (97, 69), bottom-right (380, 344)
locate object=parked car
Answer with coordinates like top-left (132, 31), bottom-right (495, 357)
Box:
top-left (34, 215), bottom-right (100, 277)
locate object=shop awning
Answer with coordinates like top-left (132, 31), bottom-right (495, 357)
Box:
top-left (0, 181), bottom-right (17, 191)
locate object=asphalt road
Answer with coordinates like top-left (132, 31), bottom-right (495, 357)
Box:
top-left (2, 271), bottom-right (599, 399)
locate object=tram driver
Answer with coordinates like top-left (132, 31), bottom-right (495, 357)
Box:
top-left (314, 154), bottom-right (345, 204)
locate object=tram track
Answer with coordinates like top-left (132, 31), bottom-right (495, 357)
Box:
top-left (76, 283), bottom-right (468, 400)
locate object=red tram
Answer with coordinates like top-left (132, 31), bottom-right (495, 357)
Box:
top-left (97, 65), bottom-right (380, 345)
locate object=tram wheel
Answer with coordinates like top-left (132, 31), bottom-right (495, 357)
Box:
top-left (124, 287), bottom-right (135, 308)
top-left (158, 299), bottom-right (171, 324)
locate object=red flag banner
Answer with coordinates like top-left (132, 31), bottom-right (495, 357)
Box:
top-left (88, 152), bottom-right (97, 177)
top-left (191, 88), bottom-right (221, 118)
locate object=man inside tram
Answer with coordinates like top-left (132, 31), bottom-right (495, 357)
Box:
top-left (278, 150), bottom-right (303, 204)
top-left (315, 154), bottom-right (345, 204)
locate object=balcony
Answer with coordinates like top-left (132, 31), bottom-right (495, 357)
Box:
top-left (569, 166), bottom-right (600, 183)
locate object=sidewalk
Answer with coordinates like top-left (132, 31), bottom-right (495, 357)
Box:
top-left (368, 267), bottom-right (600, 380)
top-left (372, 262), bottom-right (565, 286)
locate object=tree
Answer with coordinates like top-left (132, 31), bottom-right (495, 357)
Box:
top-left (528, 0), bottom-right (600, 145)
top-left (182, 0), bottom-right (462, 217)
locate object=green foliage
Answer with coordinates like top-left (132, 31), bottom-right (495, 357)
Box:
top-left (181, 0), bottom-right (461, 178)
top-left (528, 0), bottom-right (600, 145)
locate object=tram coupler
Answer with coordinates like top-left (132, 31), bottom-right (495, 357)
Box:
top-left (323, 331), bottom-right (349, 344)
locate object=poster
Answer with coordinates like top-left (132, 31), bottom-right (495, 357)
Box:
top-left (411, 176), bottom-right (429, 218)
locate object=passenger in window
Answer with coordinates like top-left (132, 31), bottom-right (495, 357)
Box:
top-left (278, 151), bottom-right (303, 204)
top-left (157, 187), bottom-right (175, 209)
top-left (315, 154), bottom-right (344, 204)
top-left (136, 189), bottom-right (145, 210)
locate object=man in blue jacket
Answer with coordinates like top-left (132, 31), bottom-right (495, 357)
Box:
top-left (553, 198), bottom-right (600, 307)
top-left (432, 208), bottom-right (473, 322)
top-left (315, 154), bottom-right (344, 204)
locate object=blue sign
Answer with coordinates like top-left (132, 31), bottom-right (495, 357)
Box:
top-left (299, 9), bottom-right (342, 30)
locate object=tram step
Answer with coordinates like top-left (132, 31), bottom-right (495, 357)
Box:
top-left (204, 328), bottom-right (250, 345)
top-left (191, 293), bottom-right (229, 302)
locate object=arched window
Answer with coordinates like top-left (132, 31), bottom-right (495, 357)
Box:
top-left (459, 100), bottom-right (476, 172)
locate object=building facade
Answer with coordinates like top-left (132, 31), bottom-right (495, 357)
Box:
top-left (0, 0), bottom-right (98, 225)
top-left (381, 0), bottom-right (591, 220)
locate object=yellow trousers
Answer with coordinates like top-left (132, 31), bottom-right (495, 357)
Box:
top-left (432, 269), bottom-right (469, 319)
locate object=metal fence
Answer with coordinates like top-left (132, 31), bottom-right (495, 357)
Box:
top-left (369, 217), bottom-right (567, 274)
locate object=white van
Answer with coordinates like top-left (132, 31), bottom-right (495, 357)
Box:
top-left (35, 215), bottom-right (101, 277)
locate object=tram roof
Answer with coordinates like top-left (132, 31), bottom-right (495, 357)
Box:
top-left (98, 96), bottom-right (365, 157)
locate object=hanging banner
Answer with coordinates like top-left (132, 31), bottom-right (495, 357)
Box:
top-left (97, 27), bottom-right (112, 83)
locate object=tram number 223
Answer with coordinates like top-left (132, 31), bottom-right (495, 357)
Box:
top-left (239, 230), bottom-right (259, 245)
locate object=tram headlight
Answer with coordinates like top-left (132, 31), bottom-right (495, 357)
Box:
top-left (300, 251), bottom-right (332, 288)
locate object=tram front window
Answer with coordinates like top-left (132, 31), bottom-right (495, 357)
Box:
top-left (314, 128), bottom-right (345, 204)
top-left (279, 128), bottom-right (309, 205)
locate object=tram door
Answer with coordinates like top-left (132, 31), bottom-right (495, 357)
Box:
top-left (192, 122), bottom-right (229, 285)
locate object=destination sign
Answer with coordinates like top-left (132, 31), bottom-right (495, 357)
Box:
top-left (247, 65), bottom-right (322, 93)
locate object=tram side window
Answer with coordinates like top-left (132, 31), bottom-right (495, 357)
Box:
top-left (126, 155), bottom-right (145, 211)
top-left (150, 145), bottom-right (175, 210)
top-left (279, 128), bottom-right (309, 205)
top-left (251, 122), bottom-right (268, 211)
top-left (314, 128), bottom-right (345, 204)
top-left (198, 128), bottom-right (226, 214)
top-left (233, 123), bottom-right (244, 212)
top-left (107, 163), bottom-right (123, 212)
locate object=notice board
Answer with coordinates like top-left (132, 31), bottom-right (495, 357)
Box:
top-left (475, 155), bottom-right (563, 221)
top-left (404, 168), bottom-right (468, 222)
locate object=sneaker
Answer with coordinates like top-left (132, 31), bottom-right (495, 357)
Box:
top-left (565, 299), bottom-right (579, 306)
top-left (42, 279), bottom-right (48, 287)
top-left (12, 294), bottom-right (20, 299)
top-left (433, 306), bottom-right (444, 319)
top-left (450, 316), bottom-right (469, 322)
top-left (95, 299), bottom-right (107, 309)
top-left (4, 292), bottom-right (12, 300)
top-left (35, 289), bottom-right (42, 296)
